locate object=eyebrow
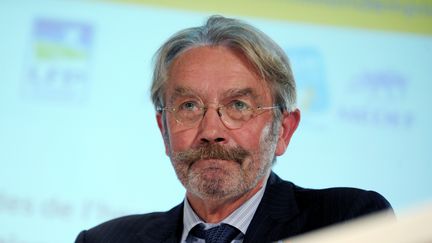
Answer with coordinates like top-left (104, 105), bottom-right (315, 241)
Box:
top-left (168, 86), bottom-right (260, 104)
top-left (169, 86), bottom-right (198, 105)
top-left (222, 88), bottom-right (259, 100)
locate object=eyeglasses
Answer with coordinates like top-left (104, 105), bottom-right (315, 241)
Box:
top-left (158, 100), bottom-right (279, 130)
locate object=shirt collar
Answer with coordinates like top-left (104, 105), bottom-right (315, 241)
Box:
top-left (181, 178), bottom-right (268, 242)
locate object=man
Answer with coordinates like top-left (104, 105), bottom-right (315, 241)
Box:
top-left (75, 15), bottom-right (391, 243)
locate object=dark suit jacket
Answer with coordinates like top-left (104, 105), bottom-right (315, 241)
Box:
top-left (75, 172), bottom-right (392, 243)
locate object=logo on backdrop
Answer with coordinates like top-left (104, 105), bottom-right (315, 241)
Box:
top-left (22, 18), bottom-right (94, 102)
top-left (286, 47), bottom-right (330, 113)
top-left (285, 47), bottom-right (413, 129)
top-left (285, 47), bottom-right (333, 129)
top-left (339, 70), bottom-right (413, 128)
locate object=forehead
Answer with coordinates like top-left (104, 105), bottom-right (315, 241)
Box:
top-left (165, 46), bottom-right (272, 102)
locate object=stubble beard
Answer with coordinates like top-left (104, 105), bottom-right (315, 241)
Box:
top-left (169, 121), bottom-right (279, 201)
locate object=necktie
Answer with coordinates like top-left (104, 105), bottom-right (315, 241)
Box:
top-left (191, 223), bottom-right (240, 243)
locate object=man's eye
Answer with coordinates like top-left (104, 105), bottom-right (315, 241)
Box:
top-left (230, 100), bottom-right (250, 111)
top-left (179, 101), bottom-right (198, 111)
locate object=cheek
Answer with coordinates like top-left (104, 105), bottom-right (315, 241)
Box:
top-left (232, 128), bottom-right (262, 152)
top-left (164, 112), bottom-right (199, 152)
top-left (234, 120), bottom-right (276, 160)
top-left (167, 129), bottom-right (197, 152)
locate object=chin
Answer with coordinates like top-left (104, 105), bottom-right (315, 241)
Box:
top-left (187, 173), bottom-right (248, 200)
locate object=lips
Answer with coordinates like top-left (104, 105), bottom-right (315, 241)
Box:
top-left (193, 158), bottom-right (234, 168)
top-left (192, 159), bottom-right (230, 177)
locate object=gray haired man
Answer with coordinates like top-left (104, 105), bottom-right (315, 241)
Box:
top-left (76, 15), bottom-right (391, 243)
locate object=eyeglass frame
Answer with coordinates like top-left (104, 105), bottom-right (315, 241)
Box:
top-left (157, 103), bottom-right (281, 130)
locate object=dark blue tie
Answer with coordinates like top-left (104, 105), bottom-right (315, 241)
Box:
top-left (191, 223), bottom-right (240, 243)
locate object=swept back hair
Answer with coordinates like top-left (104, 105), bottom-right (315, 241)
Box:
top-left (151, 15), bottom-right (297, 115)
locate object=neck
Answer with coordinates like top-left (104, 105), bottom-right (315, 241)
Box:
top-left (186, 177), bottom-right (267, 223)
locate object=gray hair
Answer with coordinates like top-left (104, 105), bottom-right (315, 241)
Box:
top-left (151, 15), bottom-right (296, 114)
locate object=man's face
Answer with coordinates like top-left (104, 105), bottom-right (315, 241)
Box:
top-left (157, 46), bottom-right (295, 201)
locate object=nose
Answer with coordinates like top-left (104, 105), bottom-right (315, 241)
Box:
top-left (197, 107), bottom-right (228, 145)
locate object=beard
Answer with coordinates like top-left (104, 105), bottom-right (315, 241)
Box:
top-left (169, 121), bottom-right (279, 201)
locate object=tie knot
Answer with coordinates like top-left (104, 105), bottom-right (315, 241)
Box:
top-left (191, 223), bottom-right (240, 243)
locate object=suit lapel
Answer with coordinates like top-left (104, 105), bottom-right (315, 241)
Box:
top-left (136, 202), bottom-right (184, 243)
top-left (244, 172), bottom-right (303, 242)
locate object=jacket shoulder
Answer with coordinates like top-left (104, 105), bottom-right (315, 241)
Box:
top-left (269, 173), bottom-right (392, 220)
top-left (75, 205), bottom-right (183, 243)
top-left (260, 173), bottom-right (393, 240)
top-left (293, 184), bottom-right (392, 227)
top-left (245, 173), bottom-right (393, 241)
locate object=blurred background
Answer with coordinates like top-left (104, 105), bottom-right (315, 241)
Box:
top-left (0, 0), bottom-right (431, 242)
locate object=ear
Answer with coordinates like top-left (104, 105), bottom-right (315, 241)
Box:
top-left (156, 112), bottom-right (170, 156)
top-left (275, 109), bottom-right (300, 156)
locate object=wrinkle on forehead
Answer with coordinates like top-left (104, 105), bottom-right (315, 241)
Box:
top-left (222, 88), bottom-right (258, 100)
top-left (165, 46), bottom-right (273, 105)
top-left (168, 85), bottom-right (265, 105)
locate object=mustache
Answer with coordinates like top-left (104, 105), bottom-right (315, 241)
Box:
top-left (172, 144), bottom-right (250, 165)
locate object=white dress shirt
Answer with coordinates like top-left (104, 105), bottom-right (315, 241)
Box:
top-left (180, 180), bottom-right (267, 243)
